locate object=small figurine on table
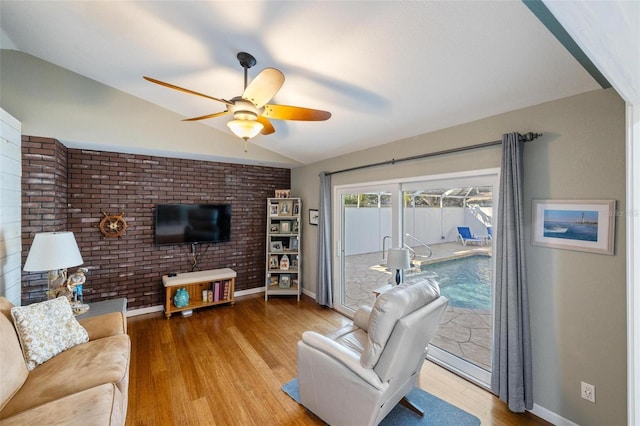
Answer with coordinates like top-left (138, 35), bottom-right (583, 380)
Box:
top-left (66, 267), bottom-right (90, 315)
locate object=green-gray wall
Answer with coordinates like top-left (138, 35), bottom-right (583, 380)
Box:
top-left (292, 88), bottom-right (626, 425)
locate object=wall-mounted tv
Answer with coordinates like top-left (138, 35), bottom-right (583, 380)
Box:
top-left (155, 204), bottom-right (231, 245)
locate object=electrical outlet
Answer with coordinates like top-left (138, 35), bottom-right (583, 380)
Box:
top-left (581, 381), bottom-right (596, 403)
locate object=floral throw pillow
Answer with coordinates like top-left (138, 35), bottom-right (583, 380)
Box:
top-left (11, 296), bottom-right (89, 370)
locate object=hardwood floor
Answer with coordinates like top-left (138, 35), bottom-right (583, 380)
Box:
top-left (126, 293), bottom-right (550, 425)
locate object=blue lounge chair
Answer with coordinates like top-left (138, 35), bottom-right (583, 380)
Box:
top-left (487, 226), bottom-right (493, 241)
top-left (457, 226), bottom-right (482, 246)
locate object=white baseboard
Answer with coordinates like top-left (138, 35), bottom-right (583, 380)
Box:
top-left (531, 403), bottom-right (579, 426)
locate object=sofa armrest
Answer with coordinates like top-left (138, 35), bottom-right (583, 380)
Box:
top-left (353, 305), bottom-right (372, 331)
top-left (301, 331), bottom-right (383, 390)
top-left (79, 312), bottom-right (127, 341)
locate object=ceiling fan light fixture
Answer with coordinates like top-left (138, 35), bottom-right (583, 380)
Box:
top-left (227, 119), bottom-right (264, 145)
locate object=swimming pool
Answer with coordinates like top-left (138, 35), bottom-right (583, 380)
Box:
top-left (405, 255), bottom-right (492, 310)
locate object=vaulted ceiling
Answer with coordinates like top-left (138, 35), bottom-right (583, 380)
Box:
top-left (0, 1), bottom-right (621, 165)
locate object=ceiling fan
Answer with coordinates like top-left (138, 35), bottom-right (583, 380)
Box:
top-left (144, 52), bottom-right (331, 150)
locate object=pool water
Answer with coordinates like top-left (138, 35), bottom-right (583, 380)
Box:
top-left (406, 255), bottom-right (492, 310)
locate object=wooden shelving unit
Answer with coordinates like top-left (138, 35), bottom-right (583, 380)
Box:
top-left (266, 198), bottom-right (301, 300)
top-left (162, 268), bottom-right (236, 318)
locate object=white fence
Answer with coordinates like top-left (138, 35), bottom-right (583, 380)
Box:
top-left (344, 207), bottom-right (492, 256)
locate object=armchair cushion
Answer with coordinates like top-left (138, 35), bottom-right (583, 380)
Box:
top-left (361, 279), bottom-right (440, 368)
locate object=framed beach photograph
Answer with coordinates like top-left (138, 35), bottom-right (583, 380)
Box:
top-left (289, 237), bottom-right (299, 251)
top-left (531, 199), bottom-right (616, 255)
top-left (269, 255), bottom-right (279, 269)
top-left (269, 203), bottom-right (279, 216)
top-left (270, 223), bottom-right (280, 233)
top-left (269, 275), bottom-right (279, 287)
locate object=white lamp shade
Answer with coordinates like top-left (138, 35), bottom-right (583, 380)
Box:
top-left (24, 232), bottom-right (84, 272)
top-left (227, 119), bottom-right (264, 141)
top-left (387, 248), bottom-right (411, 270)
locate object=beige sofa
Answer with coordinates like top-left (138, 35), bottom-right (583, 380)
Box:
top-left (0, 297), bottom-right (130, 425)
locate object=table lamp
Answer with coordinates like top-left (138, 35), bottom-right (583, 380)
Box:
top-left (24, 232), bottom-right (84, 299)
top-left (387, 248), bottom-right (411, 285)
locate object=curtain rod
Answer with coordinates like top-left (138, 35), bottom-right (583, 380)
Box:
top-left (325, 132), bottom-right (542, 176)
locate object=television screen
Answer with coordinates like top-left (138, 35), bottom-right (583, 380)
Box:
top-left (155, 204), bottom-right (231, 245)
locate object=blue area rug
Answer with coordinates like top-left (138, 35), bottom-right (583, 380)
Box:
top-left (282, 378), bottom-right (480, 426)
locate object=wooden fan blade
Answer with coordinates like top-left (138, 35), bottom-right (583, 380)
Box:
top-left (144, 76), bottom-right (232, 105)
top-left (263, 104), bottom-right (331, 121)
top-left (182, 110), bottom-right (231, 121)
top-left (242, 68), bottom-right (285, 108)
top-left (257, 116), bottom-right (275, 135)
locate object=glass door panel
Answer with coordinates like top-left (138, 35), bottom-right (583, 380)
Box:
top-left (334, 184), bottom-right (399, 316)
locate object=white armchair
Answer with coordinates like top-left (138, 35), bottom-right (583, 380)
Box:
top-left (297, 279), bottom-right (448, 426)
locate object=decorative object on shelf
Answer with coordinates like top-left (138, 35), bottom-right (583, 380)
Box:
top-left (387, 248), bottom-right (411, 285)
top-left (309, 209), bottom-right (319, 225)
top-left (270, 255), bottom-right (279, 269)
top-left (270, 276), bottom-right (279, 286)
top-left (290, 237), bottom-right (299, 251)
top-left (270, 204), bottom-right (279, 216)
top-left (280, 221), bottom-right (291, 233)
top-left (24, 231), bottom-right (84, 300)
top-left (280, 254), bottom-right (290, 270)
top-left (279, 274), bottom-right (291, 288)
top-left (279, 200), bottom-right (293, 216)
top-left (275, 189), bottom-right (291, 198)
top-left (292, 220), bottom-right (299, 233)
top-left (174, 287), bottom-right (189, 308)
top-left (270, 223), bottom-right (280, 233)
top-left (270, 241), bottom-right (283, 252)
top-left (98, 211), bottom-right (128, 239)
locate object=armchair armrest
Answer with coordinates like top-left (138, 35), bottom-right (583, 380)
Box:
top-left (79, 312), bottom-right (127, 341)
top-left (301, 331), bottom-right (383, 390)
top-left (353, 305), bottom-right (372, 331)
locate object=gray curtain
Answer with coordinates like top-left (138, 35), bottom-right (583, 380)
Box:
top-left (316, 172), bottom-right (333, 307)
top-left (491, 132), bottom-right (533, 412)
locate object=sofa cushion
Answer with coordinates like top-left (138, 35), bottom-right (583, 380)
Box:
top-left (11, 297), bottom-right (89, 370)
top-left (0, 333), bottom-right (130, 419)
top-left (360, 279), bottom-right (440, 368)
top-left (0, 383), bottom-right (124, 426)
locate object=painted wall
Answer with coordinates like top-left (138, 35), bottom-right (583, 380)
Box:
top-left (0, 109), bottom-right (22, 305)
top-left (292, 88), bottom-right (626, 425)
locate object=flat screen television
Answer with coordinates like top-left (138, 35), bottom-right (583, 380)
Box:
top-left (155, 204), bottom-right (231, 245)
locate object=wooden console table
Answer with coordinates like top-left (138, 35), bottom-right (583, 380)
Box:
top-left (162, 268), bottom-right (236, 319)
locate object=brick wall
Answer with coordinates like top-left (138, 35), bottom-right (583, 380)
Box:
top-left (22, 136), bottom-right (290, 309)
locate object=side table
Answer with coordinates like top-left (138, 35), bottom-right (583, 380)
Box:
top-left (75, 298), bottom-right (127, 320)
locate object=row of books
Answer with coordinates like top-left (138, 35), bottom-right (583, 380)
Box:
top-left (202, 280), bottom-right (231, 302)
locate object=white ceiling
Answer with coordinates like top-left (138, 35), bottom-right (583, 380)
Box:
top-left (0, 1), bottom-right (603, 165)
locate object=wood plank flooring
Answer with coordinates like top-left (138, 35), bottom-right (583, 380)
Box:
top-left (126, 293), bottom-right (550, 425)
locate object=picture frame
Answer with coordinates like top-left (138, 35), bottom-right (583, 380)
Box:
top-left (280, 221), bottom-right (291, 233)
top-left (270, 223), bottom-right (280, 233)
top-left (289, 237), bottom-right (299, 251)
top-left (269, 255), bottom-right (279, 269)
top-left (531, 199), bottom-right (616, 255)
top-left (309, 209), bottom-right (319, 225)
top-left (279, 200), bottom-right (293, 216)
top-left (275, 189), bottom-right (291, 198)
top-left (293, 203), bottom-right (300, 216)
top-left (270, 241), bottom-right (283, 252)
top-left (269, 275), bottom-right (279, 286)
top-left (292, 278), bottom-right (299, 288)
top-left (269, 203), bottom-right (279, 216)
top-left (279, 274), bottom-right (291, 288)
top-left (292, 220), bottom-right (299, 233)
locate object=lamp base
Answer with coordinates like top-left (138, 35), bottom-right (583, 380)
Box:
top-left (47, 268), bottom-right (70, 299)
top-left (395, 269), bottom-right (401, 285)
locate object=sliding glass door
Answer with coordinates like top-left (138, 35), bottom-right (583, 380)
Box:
top-left (334, 170), bottom-right (498, 387)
